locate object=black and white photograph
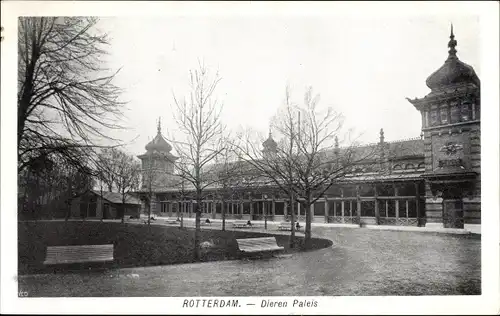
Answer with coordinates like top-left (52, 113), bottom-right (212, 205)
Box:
top-left (1, 1), bottom-right (499, 315)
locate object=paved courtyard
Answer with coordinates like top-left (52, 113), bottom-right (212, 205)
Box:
top-left (18, 223), bottom-right (480, 297)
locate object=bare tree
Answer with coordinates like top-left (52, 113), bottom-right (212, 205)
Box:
top-left (113, 151), bottom-right (141, 223)
top-left (212, 137), bottom-right (246, 231)
top-left (173, 175), bottom-right (192, 229)
top-left (96, 148), bottom-right (123, 192)
top-left (170, 62), bottom-right (226, 261)
top-left (141, 151), bottom-right (159, 227)
top-left (238, 86), bottom-right (375, 247)
top-left (17, 17), bottom-right (124, 174)
top-left (18, 150), bottom-right (95, 220)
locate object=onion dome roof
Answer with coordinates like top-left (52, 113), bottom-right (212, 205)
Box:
top-left (425, 25), bottom-right (480, 91)
top-left (263, 130), bottom-right (277, 151)
top-left (145, 118), bottom-right (173, 153)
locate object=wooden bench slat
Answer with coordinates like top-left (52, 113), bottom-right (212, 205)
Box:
top-left (164, 218), bottom-right (179, 224)
top-left (236, 237), bottom-right (284, 253)
top-left (232, 221), bottom-right (250, 228)
top-left (44, 244), bottom-right (114, 265)
top-left (278, 222), bottom-right (301, 231)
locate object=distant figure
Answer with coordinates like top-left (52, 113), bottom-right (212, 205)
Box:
top-left (296, 222), bottom-right (301, 229)
top-left (247, 220), bottom-right (252, 226)
top-left (205, 218), bottom-right (211, 224)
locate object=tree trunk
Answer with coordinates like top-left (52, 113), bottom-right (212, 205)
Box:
top-left (18, 53), bottom-right (37, 148)
top-left (194, 200), bottom-right (202, 261)
top-left (304, 197), bottom-right (312, 248)
top-left (289, 192), bottom-right (296, 248)
top-left (121, 195), bottom-right (125, 224)
top-left (35, 175), bottom-right (41, 221)
top-left (65, 177), bottom-right (72, 221)
top-left (100, 185), bottom-right (104, 222)
top-left (180, 208), bottom-right (184, 229)
top-left (20, 174), bottom-right (29, 221)
top-left (147, 198), bottom-right (151, 226)
top-left (85, 193), bottom-right (90, 222)
top-left (221, 200), bottom-right (226, 231)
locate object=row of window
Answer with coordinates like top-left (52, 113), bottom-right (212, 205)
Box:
top-left (159, 200), bottom-right (419, 218)
top-left (427, 102), bottom-right (476, 127)
top-left (393, 163), bottom-right (425, 171)
top-left (327, 182), bottom-right (422, 197)
top-left (323, 200), bottom-right (418, 218)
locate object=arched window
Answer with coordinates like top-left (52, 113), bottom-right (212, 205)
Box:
top-left (417, 162), bottom-right (425, 169)
top-left (440, 107), bottom-right (448, 124)
top-left (461, 102), bottom-right (471, 121)
top-left (393, 164), bottom-right (402, 171)
top-left (430, 110), bottom-right (438, 126)
top-left (405, 163), bottom-right (415, 170)
top-left (450, 104), bottom-right (460, 123)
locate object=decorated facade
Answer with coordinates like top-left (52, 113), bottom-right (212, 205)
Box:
top-left (136, 27), bottom-right (480, 232)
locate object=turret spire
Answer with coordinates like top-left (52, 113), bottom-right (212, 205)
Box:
top-left (157, 117), bottom-right (162, 134)
top-left (262, 126), bottom-right (277, 156)
top-left (448, 23), bottom-right (457, 59)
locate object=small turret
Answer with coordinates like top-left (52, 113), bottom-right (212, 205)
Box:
top-left (379, 128), bottom-right (385, 144)
top-left (262, 128), bottom-right (278, 158)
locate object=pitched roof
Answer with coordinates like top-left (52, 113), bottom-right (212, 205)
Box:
top-left (387, 138), bottom-right (424, 159)
top-left (91, 190), bottom-right (141, 205)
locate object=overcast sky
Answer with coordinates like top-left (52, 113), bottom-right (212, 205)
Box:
top-left (96, 15), bottom-right (480, 156)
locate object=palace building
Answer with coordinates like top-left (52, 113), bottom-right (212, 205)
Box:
top-left (136, 27), bottom-right (480, 233)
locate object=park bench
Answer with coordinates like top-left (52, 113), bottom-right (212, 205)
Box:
top-left (43, 244), bottom-right (114, 265)
top-left (163, 217), bottom-right (179, 225)
top-left (236, 237), bottom-right (284, 254)
top-left (278, 222), bottom-right (302, 231)
top-left (232, 220), bottom-right (251, 228)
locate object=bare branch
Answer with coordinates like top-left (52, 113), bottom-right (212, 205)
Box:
top-left (18, 17), bottom-right (126, 174)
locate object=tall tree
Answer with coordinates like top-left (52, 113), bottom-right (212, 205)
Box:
top-left (113, 151), bottom-right (141, 223)
top-left (96, 148), bottom-right (123, 192)
top-left (239, 86), bottom-right (375, 247)
top-left (171, 61), bottom-right (226, 261)
top-left (18, 150), bottom-right (95, 220)
top-left (212, 138), bottom-right (244, 231)
top-left (173, 175), bottom-right (191, 229)
top-left (17, 17), bottom-right (124, 174)
top-left (141, 150), bottom-right (163, 227)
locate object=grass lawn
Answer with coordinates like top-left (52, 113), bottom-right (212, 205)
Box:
top-left (18, 221), bottom-right (332, 274)
top-left (18, 223), bottom-right (480, 296)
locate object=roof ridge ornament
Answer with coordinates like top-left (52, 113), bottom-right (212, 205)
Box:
top-left (157, 117), bottom-right (162, 134)
top-left (447, 23), bottom-right (457, 59)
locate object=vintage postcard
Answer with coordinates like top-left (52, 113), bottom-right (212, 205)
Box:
top-left (1, 1), bottom-right (499, 315)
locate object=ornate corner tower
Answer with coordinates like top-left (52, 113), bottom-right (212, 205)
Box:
top-left (137, 118), bottom-right (179, 190)
top-left (407, 25), bottom-right (481, 230)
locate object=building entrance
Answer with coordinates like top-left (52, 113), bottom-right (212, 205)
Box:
top-left (442, 198), bottom-right (464, 228)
